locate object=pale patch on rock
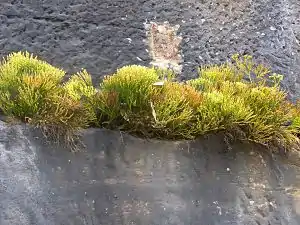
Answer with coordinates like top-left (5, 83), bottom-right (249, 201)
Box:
top-left (145, 21), bottom-right (182, 74)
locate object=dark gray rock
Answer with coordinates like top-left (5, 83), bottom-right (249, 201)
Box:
top-left (0, 0), bottom-right (299, 100)
top-left (0, 121), bottom-right (300, 225)
top-left (0, 1), bottom-right (300, 224)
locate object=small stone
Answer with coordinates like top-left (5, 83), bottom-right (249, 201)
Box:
top-left (249, 200), bottom-right (255, 205)
top-left (269, 202), bottom-right (276, 208)
top-left (226, 168), bottom-right (230, 172)
top-left (270, 26), bottom-right (276, 31)
top-left (125, 38), bottom-right (132, 43)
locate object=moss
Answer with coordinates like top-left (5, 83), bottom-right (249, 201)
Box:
top-left (94, 65), bottom-right (161, 127)
top-left (0, 51), bottom-right (299, 151)
top-left (64, 69), bottom-right (97, 125)
top-left (149, 82), bottom-right (200, 139)
top-left (0, 52), bottom-right (89, 150)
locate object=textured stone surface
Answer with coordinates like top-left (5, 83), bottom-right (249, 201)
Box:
top-left (1, 1), bottom-right (300, 224)
top-left (0, 0), bottom-right (299, 99)
top-left (0, 122), bottom-right (300, 225)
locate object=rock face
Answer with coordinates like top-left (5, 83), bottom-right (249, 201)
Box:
top-left (0, 121), bottom-right (300, 225)
top-left (1, 1), bottom-right (300, 224)
top-left (0, 0), bottom-right (299, 100)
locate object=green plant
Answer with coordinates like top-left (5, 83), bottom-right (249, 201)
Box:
top-left (0, 52), bottom-right (64, 91)
top-left (149, 82), bottom-right (201, 139)
top-left (188, 54), bottom-right (273, 92)
top-left (0, 52), bottom-right (65, 119)
top-left (291, 117), bottom-right (300, 132)
top-left (64, 69), bottom-right (96, 100)
top-left (64, 69), bottom-right (97, 125)
top-left (95, 65), bottom-right (160, 126)
top-left (193, 89), bottom-right (253, 136)
top-left (0, 52), bottom-right (88, 150)
top-left (186, 55), bottom-right (300, 149)
top-left (241, 86), bottom-right (296, 147)
top-left (188, 63), bottom-right (240, 92)
top-left (92, 90), bottom-right (121, 127)
top-left (0, 51), bottom-right (298, 152)
top-left (32, 92), bottom-right (91, 150)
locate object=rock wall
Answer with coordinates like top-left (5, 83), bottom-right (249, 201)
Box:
top-left (1, 1), bottom-right (300, 224)
top-left (0, 122), bottom-right (300, 224)
top-left (0, 0), bottom-right (299, 99)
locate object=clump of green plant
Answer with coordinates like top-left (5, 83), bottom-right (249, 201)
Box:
top-left (188, 63), bottom-right (242, 92)
top-left (94, 65), bottom-right (161, 127)
top-left (0, 51), bottom-right (299, 152)
top-left (289, 102), bottom-right (300, 136)
top-left (291, 117), bottom-right (300, 132)
top-left (187, 54), bottom-right (300, 150)
top-left (188, 54), bottom-right (272, 91)
top-left (149, 82), bottom-right (202, 139)
top-left (64, 69), bottom-right (96, 101)
top-left (32, 92), bottom-right (91, 150)
top-left (0, 52), bottom-right (64, 91)
top-left (0, 52), bottom-right (89, 150)
top-left (64, 69), bottom-right (97, 125)
top-left (193, 89), bottom-right (254, 136)
top-left (0, 52), bottom-right (65, 118)
top-left (101, 65), bottom-right (159, 109)
top-left (238, 86), bottom-right (297, 148)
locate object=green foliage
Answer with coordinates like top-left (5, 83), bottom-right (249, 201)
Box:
top-left (193, 89), bottom-right (254, 135)
top-left (95, 65), bottom-right (160, 126)
top-left (187, 55), bottom-right (299, 149)
top-left (101, 65), bottom-right (159, 110)
top-left (231, 54), bottom-right (271, 84)
top-left (0, 52), bottom-right (298, 152)
top-left (64, 69), bottom-right (96, 101)
top-left (0, 74), bottom-right (59, 119)
top-left (92, 90), bottom-right (121, 127)
top-left (292, 117), bottom-right (300, 131)
top-left (32, 92), bottom-right (91, 150)
top-left (188, 54), bottom-right (273, 91)
top-left (149, 83), bottom-right (201, 139)
top-left (64, 69), bottom-right (97, 125)
top-left (240, 86), bottom-right (297, 147)
top-left (0, 52), bottom-right (65, 119)
top-left (0, 52), bottom-right (89, 150)
top-left (0, 52), bottom-right (64, 92)
top-left (290, 102), bottom-right (300, 135)
top-left (188, 63), bottom-right (240, 92)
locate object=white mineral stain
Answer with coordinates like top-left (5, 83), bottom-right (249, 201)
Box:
top-left (145, 21), bottom-right (183, 74)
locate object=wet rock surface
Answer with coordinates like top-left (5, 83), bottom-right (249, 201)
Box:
top-left (0, 122), bottom-right (300, 225)
top-left (0, 0), bottom-right (299, 99)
